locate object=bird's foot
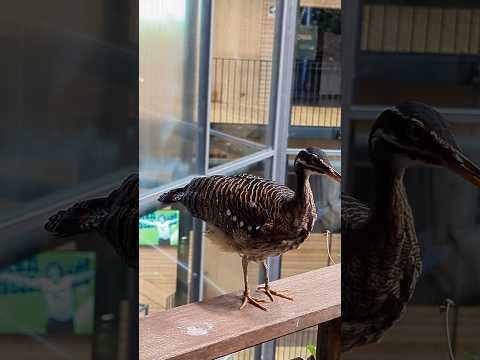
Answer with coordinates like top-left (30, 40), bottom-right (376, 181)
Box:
top-left (239, 291), bottom-right (268, 311)
top-left (256, 285), bottom-right (293, 302)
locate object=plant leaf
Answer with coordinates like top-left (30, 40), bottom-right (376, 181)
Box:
top-left (306, 344), bottom-right (316, 360)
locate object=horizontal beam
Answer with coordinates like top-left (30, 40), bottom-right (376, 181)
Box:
top-left (139, 264), bottom-right (340, 360)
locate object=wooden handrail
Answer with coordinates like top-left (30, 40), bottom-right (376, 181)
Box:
top-left (140, 264), bottom-right (340, 360)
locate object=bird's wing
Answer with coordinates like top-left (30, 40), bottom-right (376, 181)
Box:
top-left (341, 193), bottom-right (371, 235)
top-left (105, 173), bottom-right (138, 209)
top-left (44, 174), bottom-right (139, 268)
top-left (98, 206), bottom-right (138, 268)
top-left (180, 174), bottom-right (294, 237)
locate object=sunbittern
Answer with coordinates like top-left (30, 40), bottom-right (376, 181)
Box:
top-left (45, 174), bottom-right (138, 268)
top-left (159, 148), bottom-right (341, 310)
top-left (342, 102), bottom-right (480, 350)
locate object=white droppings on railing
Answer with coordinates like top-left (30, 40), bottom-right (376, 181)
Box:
top-left (180, 323), bottom-right (214, 336)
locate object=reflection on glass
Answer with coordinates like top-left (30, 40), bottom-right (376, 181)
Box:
top-left (140, 0), bottom-right (201, 192)
top-left (288, 5), bottom-right (341, 148)
top-left (208, 0), bottom-right (277, 166)
top-left (139, 206), bottom-right (193, 314)
top-left (0, 251), bottom-right (95, 335)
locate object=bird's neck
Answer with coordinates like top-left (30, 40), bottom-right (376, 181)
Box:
top-left (292, 167), bottom-right (313, 208)
top-left (372, 163), bottom-right (414, 243)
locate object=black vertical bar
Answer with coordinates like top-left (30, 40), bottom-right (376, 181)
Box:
top-left (220, 58), bottom-right (225, 122)
top-left (439, 8), bottom-right (444, 52)
top-left (213, 58), bottom-right (218, 122)
top-left (381, 5), bottom-right (387, 51)
top-left (227, 59), bottom-right (231, 123)
top-left (316, 319), bottom-right (341, 360)
top-left (233, 59), bottom-right (238, 123)
top-left (453, 8), bottom-right (458, 53)
top-left (410, 6), bottom-right (416, 52)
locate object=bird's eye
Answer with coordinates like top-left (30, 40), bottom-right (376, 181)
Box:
top-left (408, 121), bottom-right (424, 140)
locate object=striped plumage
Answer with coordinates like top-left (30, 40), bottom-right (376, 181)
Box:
top-left (342, 102), bottom-right (480, 351)
top-left (160, 148), bottom-right (341, 310)
top-left (45, 174), bottom-right (138, 268)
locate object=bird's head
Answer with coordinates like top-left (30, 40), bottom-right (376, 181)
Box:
top-left (369, 101), bottom-right (480, 186)
top-left (294, 147), bottom-right (341, 182)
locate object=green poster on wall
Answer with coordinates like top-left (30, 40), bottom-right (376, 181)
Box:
top-left (139, 209), bottom-right (180, 246)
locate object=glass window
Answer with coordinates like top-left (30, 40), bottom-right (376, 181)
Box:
top-left (208, 0), bottom-right (278, 167)
top-left (140, 0), bottom-right (202, 192)
top-left (0, 2), bottom-right (137, 359)
top-left (139, 205), bottom-right (194, 313)
top-left (288, 5), bottom-right (342, 149)
top-left (0, 3), bottom-right (137, 224)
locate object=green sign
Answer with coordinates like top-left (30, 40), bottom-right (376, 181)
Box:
top-left (139, 209), bottom-right (180, 246)
top-left (0, 251), bottom-right (95, 335)
top-left (296, 25), bottom-right (318, 60)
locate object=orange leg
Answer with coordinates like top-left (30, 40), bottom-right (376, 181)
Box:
top-left (239, 257), bottom-right (267, 311)
top-left (257, 260), bottom-right (293, 302)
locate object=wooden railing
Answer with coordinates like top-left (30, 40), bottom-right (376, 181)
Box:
top-left (139, 264), bottom-right (340, 360)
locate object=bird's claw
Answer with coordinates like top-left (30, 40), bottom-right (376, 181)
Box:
top-left (256, 286), bottom-right (294, 302)
top-left (240, 292), bottom-right (268, 311)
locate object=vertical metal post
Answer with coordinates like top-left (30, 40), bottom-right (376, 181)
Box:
top-left (341, 0), bottom-right (361, 192)
top-left (256, 0), bottom-right (298, 359)
top-left (316, 318), bottom-right (341, 360)
top-left (191, 0), bottom-right (214, 303)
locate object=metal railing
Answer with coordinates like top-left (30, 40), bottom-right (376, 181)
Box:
top-left (211, 58), bottom-right (341, 127)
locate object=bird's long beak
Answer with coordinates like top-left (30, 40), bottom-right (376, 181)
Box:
top-left (325, 165), bottom-right (341, 183)
top-left (444, 146), bottom-right (480, 187)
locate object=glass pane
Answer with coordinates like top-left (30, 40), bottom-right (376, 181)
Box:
top-left (140, 0), bottom-right (201, 192)
top-left (354, 1), bottom-right (480, 108)
top-left (0, 3), bottom-right (137, 224)
top-left (139, 205), bottom-right (193, 313)
top-left (288, 4), bottom-right (342, 149)
top-left (0, 2), bottom-right (136, 359)
top-left (208, 0), bottom-right (277, 167)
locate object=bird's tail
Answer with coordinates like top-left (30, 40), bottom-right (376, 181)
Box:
top-left (44, 197), bottom-right (108, 236)
top-left (158, 187), bottom-right (185, 204)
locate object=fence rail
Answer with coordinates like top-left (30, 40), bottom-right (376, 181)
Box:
top-left (139, 264), bottom-right (341, 360)
top-left (211, 58), bottom-right (341, 128)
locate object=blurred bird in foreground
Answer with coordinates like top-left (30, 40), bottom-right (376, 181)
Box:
top-left (45, 174), bottom-right (138, 268)
top-left (342, 102), bottom-right (480, 351)
top-left (159, 148), bottom-right (341, 310)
